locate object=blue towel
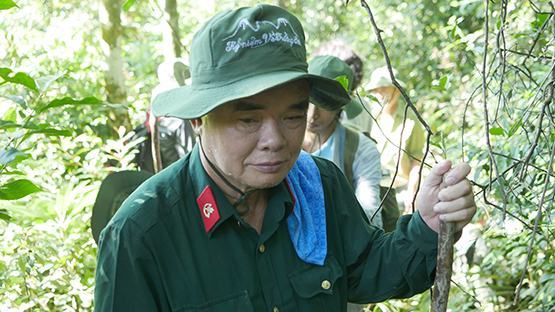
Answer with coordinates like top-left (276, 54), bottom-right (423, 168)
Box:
top-left (286, 151), bottom-right (327, 266)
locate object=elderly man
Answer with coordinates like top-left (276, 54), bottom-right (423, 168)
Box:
top-left (94, 4), bottom-right (476, 312)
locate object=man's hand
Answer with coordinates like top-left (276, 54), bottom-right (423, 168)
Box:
top-left (416, 160), bottom-right (476, 233)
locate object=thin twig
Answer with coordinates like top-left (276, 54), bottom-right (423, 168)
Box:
top-left (461, 85), bottom-right (482, 160)
top-left (359, 0), bottom-right (432, 218)
top-left (514, 3), bottom-right (555, 303)
top-left (522, 12), bottom-right (553, 65)
top-left (481, 0), bottom-right (509, 220)
top-left (519, 91), bottom-right (551, 179)
top-left (513, 125), bottom-right (555, 305)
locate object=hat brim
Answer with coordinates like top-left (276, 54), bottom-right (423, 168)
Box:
top-left (343, 97), bottom-right (364, 119)
top-left (152, 70), bottom-right (350, 119)
top-left (366, 79), bottom-right (406, 92)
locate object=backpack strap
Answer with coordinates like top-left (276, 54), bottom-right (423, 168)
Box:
top-left (342, 124), bottom-right (400, 232)
top-left (343, 126), bottom-right (359, 186)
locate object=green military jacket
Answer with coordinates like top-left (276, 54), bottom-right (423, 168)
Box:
top-left (94, 144), bottom-right (438, 311)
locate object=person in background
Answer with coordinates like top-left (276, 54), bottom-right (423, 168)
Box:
top-left (312, 38), bottom-right (369, 131)
top-left (313, 41), bottom-right (401, 232)
top-left (303, 55), bottom-right (382, 229)
top-left (367, 66), bottom-right (426, 213)
top-left (133, 59), bottom-right (195, 173)
top-left (94, 5), bottom-right (476, 311)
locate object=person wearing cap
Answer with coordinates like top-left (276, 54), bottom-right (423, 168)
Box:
top-left (312, 39), bottom-right (369, 130)
top-left (94, 4), bottom-right (476, 312)
top-left (302, 55), bottom-right (382, 229)
top-left (367, 66), bottom-right (426, 213)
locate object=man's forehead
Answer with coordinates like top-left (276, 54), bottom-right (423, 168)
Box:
top-left (228, 99), bottom-right (309, 111)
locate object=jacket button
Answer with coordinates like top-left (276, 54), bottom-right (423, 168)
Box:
top-left (321, 279), bottom-right (331, 290)
top-left (258, 244), bottom-right (266, 253)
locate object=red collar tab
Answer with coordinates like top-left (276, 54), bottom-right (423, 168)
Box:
top-left (196, 185), bottom-right (221, 233)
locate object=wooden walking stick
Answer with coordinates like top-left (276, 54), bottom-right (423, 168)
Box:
top-left (431, 220), bottom-right (456, 312)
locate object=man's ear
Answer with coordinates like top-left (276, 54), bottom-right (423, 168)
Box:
top-left (190, 118), bottom-right (203, 136)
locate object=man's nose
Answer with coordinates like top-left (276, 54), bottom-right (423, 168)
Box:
top-left (258, 118), bottom-right (287, 151)
top-left (307, 104), bottom-right (319, 121)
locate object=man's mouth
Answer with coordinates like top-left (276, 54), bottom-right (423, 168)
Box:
top-left (251, 160), bottom-right (287, 173)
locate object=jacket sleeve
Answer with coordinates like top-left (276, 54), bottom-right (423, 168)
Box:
top-left (318, 158), bottom-right (437, 304)
top-left (94, 222), bottom-right (167, 312)
top-left (347, 212), bottom-right (437, 303)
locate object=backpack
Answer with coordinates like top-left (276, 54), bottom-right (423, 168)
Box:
top-left (343, 126), bottom-right (400, 232)
top-left (131, 116), bottom-right (195, 173)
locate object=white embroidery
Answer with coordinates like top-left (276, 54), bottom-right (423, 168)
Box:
top-left (223, 18), bottom-right (302, 53)
top-left (203, 203), bottom-right (215, 218)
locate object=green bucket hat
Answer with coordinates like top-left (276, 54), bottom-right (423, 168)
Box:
top-left (152, 4), bottom-right (350, 119)
top-left (308, 55), bottom-right (363, 119)
top-left (366, 66), bottom-right (406, 91)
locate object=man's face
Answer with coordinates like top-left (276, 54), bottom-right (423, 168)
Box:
top-left (198, 80), bottom-right (309, 191)
top-left (306, 103), bottom-right (339, 135)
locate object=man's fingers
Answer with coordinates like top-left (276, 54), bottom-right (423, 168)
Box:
top-left (438, 179), bottom-right (472, 202)
top-left (443, 163), bottom-right (471, 186)
top-left (433, 194), bottom-right (475, 213)
top-left (439, 206), bottom-right (476, 223)
top-left (422, 160), bottom-right (452, 188)
top-left (433, 195), bottom-right (476, 223)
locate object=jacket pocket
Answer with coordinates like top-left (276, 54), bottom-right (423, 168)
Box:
top-left (175, 290), bottom-right (254, 312)
top-left (288, 255), bottom-right (344, 310)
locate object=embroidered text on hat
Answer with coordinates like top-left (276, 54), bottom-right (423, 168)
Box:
top-left (196, 185), bottom-right (221, 233)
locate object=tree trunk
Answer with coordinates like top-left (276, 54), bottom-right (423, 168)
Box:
top-left (161, 0), bottom-right (182, 58)
top-left (100, 0), bottom-right (131, 130)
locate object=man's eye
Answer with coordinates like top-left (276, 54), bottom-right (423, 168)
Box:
top-left (285, 115), bottom-right (305, 121)
top-left (283, 115), bottom-right (306, 129)
top-left (239, 118), bottom-right (257, 123)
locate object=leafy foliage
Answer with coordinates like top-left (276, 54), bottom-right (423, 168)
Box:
top-left (0, 0), bottom-right (553, 311)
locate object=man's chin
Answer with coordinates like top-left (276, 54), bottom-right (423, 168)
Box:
top-left (246, 173), bottom-right (288, 190)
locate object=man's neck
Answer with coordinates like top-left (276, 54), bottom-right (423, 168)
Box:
top-left (199, 148), bottom-right (269, 233)
top-left (383, 90), bottom-right (400, 116)
top-left (303, 122), bottom-right (337, 153)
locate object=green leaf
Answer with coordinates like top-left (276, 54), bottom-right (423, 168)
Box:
top-left (508, 119), bottom-right (522, 137)
top-left (0, 119), bottom-right (20, 129)
top-left (0, 0), bottom-right (17, 10)
top-left (2, 107), bottom-right (17, 122)
top-left (366, 94), bottom-right (378, 103)
top-left (0, 209), bottom-right (11, 221)
top-left (0, 68), bottom-right (38, 91)
top-left (25, 128), bottom-right (72, 137)
top-left (37, 96), bottom-right (104, 113)
top-left (122, 0), bottom-right (136, 11)
top-left (489, 127), bottom-right (505, 136)
top-left (2, 170), bottom-right (24, 175)
top-left (11, 72), bottom-right (38, 91)
top-left (334, 75), bottom-right (350, 92)
top-left (0, 148), bottom-right (29, 166)
top-left (432, 75), bottom-right (450, 91)
top-left (0, 179), bottom-right (41, 200)
top-left (532, 13), bottom-right (550, 30)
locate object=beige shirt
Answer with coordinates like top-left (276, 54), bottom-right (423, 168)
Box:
top-left (370, 100), bottom-right (425, 188)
